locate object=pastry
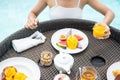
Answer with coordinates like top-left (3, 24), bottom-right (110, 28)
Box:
top-left (115, 74), bottom-right (120, 80)
top-left (1, 66), bottom-right (27, 80)
top-left (112, 69), bottom-right (120, 77)
top-left (1, 66), bottom-right (17, 80)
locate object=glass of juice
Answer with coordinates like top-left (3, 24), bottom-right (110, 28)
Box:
top-left (81, 66), bottom-right (98, 80)
top-left (93, 24), bottom-right (106, 39)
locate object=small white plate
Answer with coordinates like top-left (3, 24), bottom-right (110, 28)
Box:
top-left (0, 57), bottom-right (40, 80)
top-left (107, 61), bottom-right (120, 80)
top-left (51, 28), bottom-right (89, 54)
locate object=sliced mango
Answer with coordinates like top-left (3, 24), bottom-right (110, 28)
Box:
top-left (14, 72), bottom-right (27, 80)
top-left (5, 67), bottom-right (17, 77)
top-left (67, 35), bottom-right (78, 49)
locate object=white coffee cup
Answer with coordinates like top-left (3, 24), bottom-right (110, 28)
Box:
top-left (53, 74), bottom-right (70, 80)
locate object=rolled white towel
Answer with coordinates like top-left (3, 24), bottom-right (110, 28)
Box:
top-left (12, 31), bottom-right (46, 53)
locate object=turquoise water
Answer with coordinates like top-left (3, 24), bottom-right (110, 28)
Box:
top-left (0, 0), bottom-right (119, 42)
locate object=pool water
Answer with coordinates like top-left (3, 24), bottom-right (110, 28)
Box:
top-left (0, 0), bottom-right (119, 42)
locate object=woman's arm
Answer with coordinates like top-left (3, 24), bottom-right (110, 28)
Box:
top-left (87, 0), bottom-right (115, 39)
top-left (25, 0), bottom-right (47, 29)
top-left (29, 0), bottom-right (47, 17)
top-left (87, 0), bottom-right (115, 25)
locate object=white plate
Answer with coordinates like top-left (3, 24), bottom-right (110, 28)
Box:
top-left (107, 61), bottom-right (120, 80)
top-left (51, 28), bottom-right (89, 54)
top-left (0, 57), bottom-right (40, 80)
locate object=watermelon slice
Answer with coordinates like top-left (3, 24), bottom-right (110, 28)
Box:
top-left (56, 41), bottom-right (67, 49)
top-left (74, 34), bottom-right (83, 41)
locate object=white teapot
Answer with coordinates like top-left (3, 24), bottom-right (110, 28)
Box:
top-left (54, 52), bottom-right (74, 74)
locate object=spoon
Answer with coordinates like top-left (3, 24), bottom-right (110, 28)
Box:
top-left (79, 67), bottom-right (82, 80)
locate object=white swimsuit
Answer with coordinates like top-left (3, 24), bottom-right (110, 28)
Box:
top-left (49, 0), bottom-right (82, 20)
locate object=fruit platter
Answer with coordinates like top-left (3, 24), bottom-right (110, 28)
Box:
top-left (51, 28), bottom-right (89, 54)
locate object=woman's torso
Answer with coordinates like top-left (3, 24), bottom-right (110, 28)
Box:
top-left (49, 0), bottom-right (83, 20)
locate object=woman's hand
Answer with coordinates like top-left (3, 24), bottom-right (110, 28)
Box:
top-left (95, 22), bottom-right (111, 39)
top-left (24, 17), bottom-right (38, 29)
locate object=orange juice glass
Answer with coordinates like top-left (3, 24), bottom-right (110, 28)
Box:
top-left (93, 24), bottom-right (106, 39)
top-left (81, 66), bottom-right (97, 80)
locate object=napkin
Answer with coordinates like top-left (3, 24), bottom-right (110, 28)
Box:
top-left (12, 31), bottom-right (46, 53)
